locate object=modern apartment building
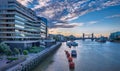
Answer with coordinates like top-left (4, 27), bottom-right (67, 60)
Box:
top-left (0, 0), bottom-right (47, 49)
top-left (109, 31), bottom-right (120, 41)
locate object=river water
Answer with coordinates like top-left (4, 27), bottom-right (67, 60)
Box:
top-left (33, 40), bottom-right (120, 71)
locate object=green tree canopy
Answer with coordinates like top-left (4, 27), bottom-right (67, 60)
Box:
top-left (23, 50), bottom-right (28, 55)
top-left (0, 42), bottom-right (12, 56)
top-left (14, 48), bottom-right (20, 55)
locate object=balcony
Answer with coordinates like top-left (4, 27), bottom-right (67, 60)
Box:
top-left (0, 17), bottom-right (15, 19)
top-left (0, 22), bottom-right (14, 24)
top-left (0, 12), bottom-right (16, 15)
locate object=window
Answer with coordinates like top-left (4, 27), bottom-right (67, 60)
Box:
top-left (8, 1), bottom-right (15, 4)
top-left (15, 15), bottom-right (26, 21)
top-left (0, 10), bottom-right (7, 13)
top-left (15, 20), bottom-right (24, 25)
top-left (15, 30), bottom-right (19, 32)
top-left (6, 14), bottom-right (14, 17)
top-left (7, 10), bottom-right (15, 12)
top-left (8, 5), bottom-right (14, 8)
top-left (15, 24), bottom-right (24, 28)
top-left (5, 19), bottom-right (14, 22)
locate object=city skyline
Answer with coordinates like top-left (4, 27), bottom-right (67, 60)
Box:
top-left (17, 0), bottom-right (120, 37)
top-left (0, 1), bottom-right (120, 71)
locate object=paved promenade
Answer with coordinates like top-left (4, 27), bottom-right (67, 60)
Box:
top-left (7, 42), bottom-right (61, 71)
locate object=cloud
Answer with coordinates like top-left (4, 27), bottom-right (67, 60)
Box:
top-left (53, 22), bottom-right (84, 28)
top-left (48, 28), bottom-right (73, 36)
top-left (48, 28), bottom-right (59, 34)
top-left (88, 21), bottom-right (98, 25)
top-left (67, 16), bottom-right (79, 21)
top-left (102, 0), bottom-right (120, 7)
top-left (105, 14), bottom-right (120, 18)
top-left (17, 0), bottom-right (120, 28)
top-left (32, 0), bottom-right (50, 10)
top-left (17, 0), bottom-right (33, 6)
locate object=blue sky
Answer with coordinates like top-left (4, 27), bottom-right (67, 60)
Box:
top-left (17, 0), bottom-right (120, 37)
top-left (68, 5), bottom-right (120, 36)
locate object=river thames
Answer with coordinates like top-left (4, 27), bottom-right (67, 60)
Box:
top-left (33, 40), bottom-right (120, 71)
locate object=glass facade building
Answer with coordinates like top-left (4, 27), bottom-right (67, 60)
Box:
top-left (109, 31), bottom-right (120, 41)
top-left (0, 0), bottom-right (47, 49)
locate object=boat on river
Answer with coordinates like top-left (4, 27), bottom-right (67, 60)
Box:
top-left (71, 50), bottom-right (77, 57)
top-left (96, 36), bottom-right (107, 43)
top-left (66, 41), bottom-right (78, 47)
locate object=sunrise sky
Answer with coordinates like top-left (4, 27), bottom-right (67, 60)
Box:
top-left (17, 0), bottom-right (120, 37)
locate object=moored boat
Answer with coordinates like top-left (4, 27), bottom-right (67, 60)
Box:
top-left (96, 36), bottom-right (107, 43)
top-left (66, 41), bottom-right (78, 47)
top-left (71, 50), bottom-right (77, 57)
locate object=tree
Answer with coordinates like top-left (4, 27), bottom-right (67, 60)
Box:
top-left (14, 48), bottom-right (20, 55)
top-left (53, 36), bottom-right (59, 41)
top-left (5, 48), bottom-right (12, 56)
top-left (0, 42), bottom-right (12, 56)
top-left (23, 50), bottom-right (28, 55)
top-left (0, 43), bottom-right (4, 54)
top-left (69, 35), bottom-right (76, 40)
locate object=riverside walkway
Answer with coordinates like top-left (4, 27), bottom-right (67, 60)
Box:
top-left (7, 42), bottom-right (61, 71)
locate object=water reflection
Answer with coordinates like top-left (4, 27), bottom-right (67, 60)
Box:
top-left (33, 40), bottom-right (120, 71)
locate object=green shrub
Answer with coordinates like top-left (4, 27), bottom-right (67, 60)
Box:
top-left (7, 57), bottom-right (18, 60)
top-left (29, 46), bottom-right (45, 53)
top-left (23, 50), bottom-right (28, 55)
top-left (14, 48), bottom-right (20, 55)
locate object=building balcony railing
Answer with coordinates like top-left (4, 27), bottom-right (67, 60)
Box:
top-left (0, 12), bottom-right (16, 15)
top-left (0, 26), bottom-right (41, 33)
top-left (0, 32), bottom-right (41, 36)
top-left (0, 6), bottom-right (15, 10)
top-left (0, 36), bottom-right (41, 39)
top-left (15, 8), bottom-right (36, 21)
top-left (0, 27), bottom-right (15, 29)
top-left (3, 40), bottom-right (41, 43)
top-left (0, 22), bottom-right (14, 24)
top-left (14, 27), bottom-right (41, 33)
top-left (0, 17), bottom-right (15, 19)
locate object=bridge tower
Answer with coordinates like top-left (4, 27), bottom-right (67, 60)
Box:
top-left (91, 33), bottom-right (94, 41)
top-left (82, 33), bottom-right (95, 41)
top-left (82, 33), bottom-right (85, 40)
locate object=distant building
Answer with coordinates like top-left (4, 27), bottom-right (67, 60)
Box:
top-left (48, 34), bottom-right (56, 40)
top-left (56, 34), bottom-right (66, 42)
top-left (67, 35), bottom-right (76, 40)
top-left (0, 0), bottom-right (48, 49)
top-left (109, 31), bottom-right (120, 41)
top-left (48, 34), bottom-right (66, 42)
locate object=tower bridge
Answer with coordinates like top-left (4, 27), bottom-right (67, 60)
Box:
top-left (82, 33), bottom-right (96, 41)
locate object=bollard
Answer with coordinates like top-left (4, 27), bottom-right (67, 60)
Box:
top-left (68, 57), bottom-right (73, 62)
top-left (69, 62), bottom-right (75, 69)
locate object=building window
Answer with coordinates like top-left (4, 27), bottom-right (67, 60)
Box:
top-left (0, 10), bottom-right (6, 13)
top-left (6, 14), bottom-right (14, 17)
top-left (3, 19), bottom-right (14, 22)
top-left (8, 1), bottom-right (15, 4)
top-left (15, 30), bottom-right (19, 32)
top-left (15, 24), bottom-right (24, 28)
top-left (8, 5), bottom-right (14, 8)
top-left (7, 10), bottom-right (15, 12)
top-left (15, 15), bottom-right (26, 21)
top-left (15, 20), bottom-right (24, 25)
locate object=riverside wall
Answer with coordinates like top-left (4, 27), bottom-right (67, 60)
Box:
top-left (7, 42), bottom-right (62, 71)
